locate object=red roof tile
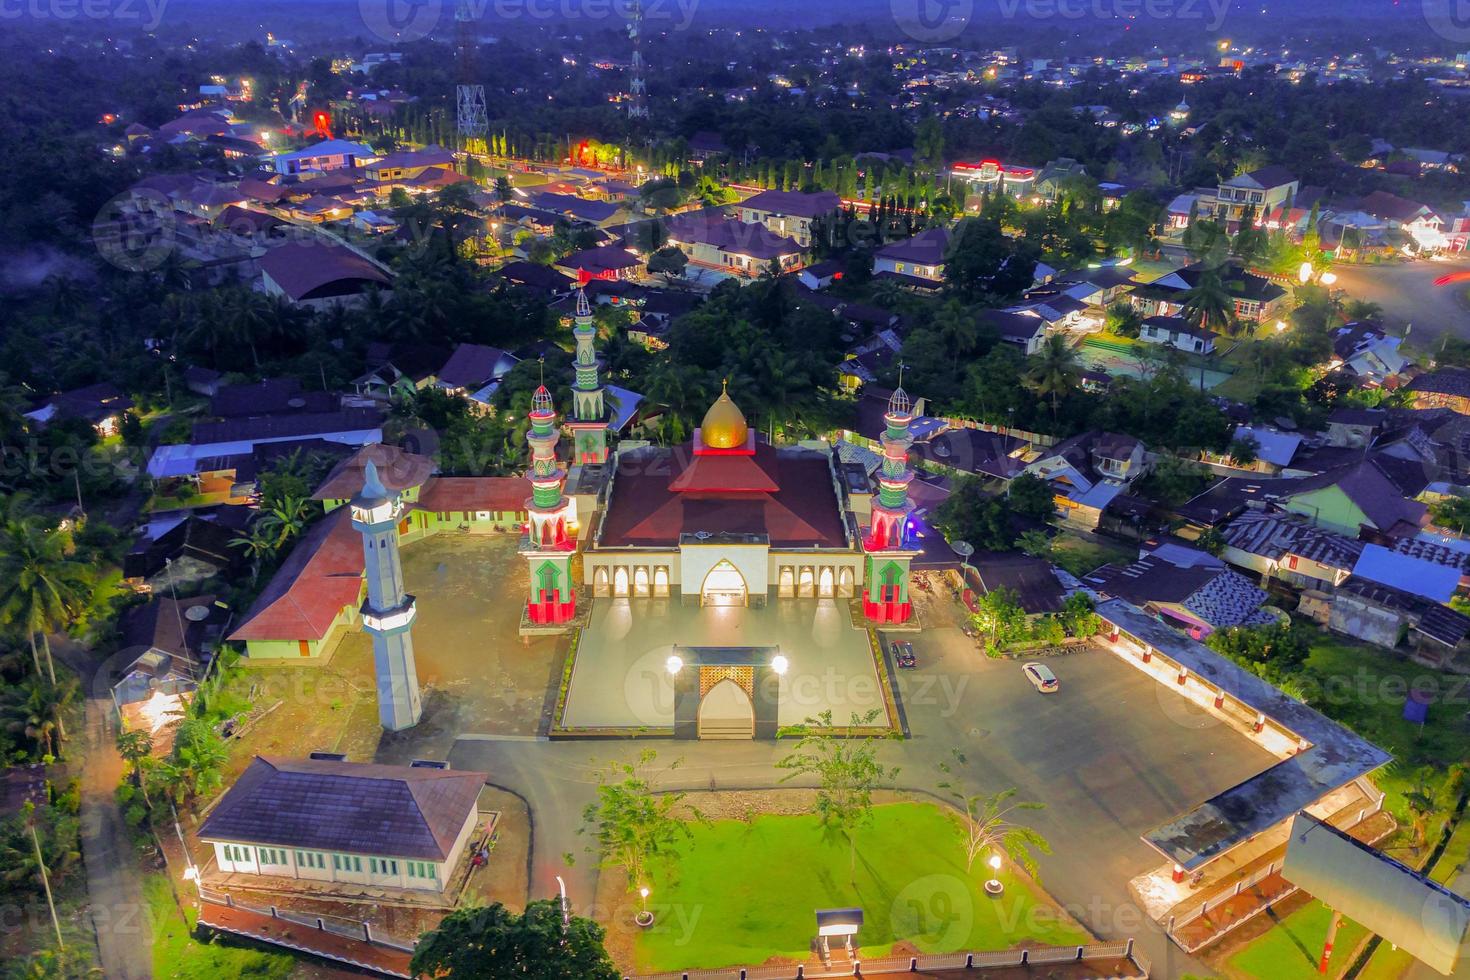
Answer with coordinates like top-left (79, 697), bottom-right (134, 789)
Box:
top-left (415, 477), bottom-right (531, 514)
top-left (229, 509), bottom-right (364, 642)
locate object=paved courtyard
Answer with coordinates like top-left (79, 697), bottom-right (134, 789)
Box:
top-left (562, 597), bottom-right (885, 728)
top-left (332, 533), bottom-right (562, 746)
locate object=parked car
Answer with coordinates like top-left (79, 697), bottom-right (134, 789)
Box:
top-left (1022, 662), bottom-right (1058, 693)
top-left (891, 641), bottom-right (918, 669)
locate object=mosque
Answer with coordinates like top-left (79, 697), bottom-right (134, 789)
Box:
top-left (520, 280), bottom-right (924, 630)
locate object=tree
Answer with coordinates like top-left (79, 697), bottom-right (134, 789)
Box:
top-left (936, 754), bottom-right (1051, 879)
top-left (776, 709), bottom-right (899, 883)
top-left (410, 901), bottom-right (619, 980)
top-left (1106, 301), bottom-right (1142, 339)
top-left (1024, 335), bottom-right (1081, 422)
top-left (1181, 270), bottom-right (1235, 335)
top-left (1006, 473), bottom-right (1056, 523)
top-left (0, 517), bottom-right (90, 683)
top-left (168, 718), bottom-right (228, 802)
top-left (115, 727), bottom-right (154, 807)
top-left (2, 676), bottom-right (77, 760)
top-left (972, 587), bottom-right (1026, 651)
top-left (1057, 592), bottom-right (1099, 638)
top-left (1431, 497), bottom-right (1470, 534)
top-left (646, 245), bottom-right (688, 278)
top-left (579, 751), bottom-right (694, 895)
top-left (1015, 529), bottom-right (1051, 558)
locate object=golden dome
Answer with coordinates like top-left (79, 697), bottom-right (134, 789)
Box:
top-left (701, 386), bottom-right (748, 449)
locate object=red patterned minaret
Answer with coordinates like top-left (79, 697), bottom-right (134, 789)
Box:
top-left (862, 382), bottom-right (919, 624)
top-left (521, 381), bottom-right (576, 625)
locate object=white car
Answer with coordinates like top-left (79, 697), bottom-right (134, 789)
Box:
top-left (1022, 662), bottom-right (1059, 693)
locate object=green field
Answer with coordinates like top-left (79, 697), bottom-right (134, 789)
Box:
top-left (1225, 900), bottom-right (1368, 980)
top-left (1301, 638), bottom-right (1469, 823)
top-left (145, 873), bottom-right (294, 980)
top-left (633, 802), bottom-right (1086, 972)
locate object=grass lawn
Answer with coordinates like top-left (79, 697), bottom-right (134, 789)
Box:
top-left (633, 802), bottom-right (1086, 972)
top-left (1301, 637), bottom-right (1470, 824)
top-left (144, 872), bottom-right (295, 979)
top-left (1224, 900), bottom-right (1368, 980)
top-left (1049, 533), bottom-right (1135, 579)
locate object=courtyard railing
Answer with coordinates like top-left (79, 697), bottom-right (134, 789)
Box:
top-left (625, 939), bottom-right (1149, 979)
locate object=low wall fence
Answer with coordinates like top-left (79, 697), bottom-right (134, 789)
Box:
top-left (197, 886), bottom-right (418, 953)
top-left (625, 940), bottom-right (1148, 979)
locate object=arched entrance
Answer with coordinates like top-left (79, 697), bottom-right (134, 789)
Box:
top-left (697, 678), bottom-right (755, 739)
top-left (613, 567), bottom-right (630, 597)
top-left (701, 560), bottom-right (747, 607)
top-left (594, 567), bottom-right (609, 597)
top-left (653, 567), bottom-right (670, 597)
top-left (838, 566), bottom-right (855, 597)
top-left (778, 566), bottom-right (795, 598)
top-left (634, 566), bottom-right (650, 597)
top-left (818, 567), bottom-right (835, 598)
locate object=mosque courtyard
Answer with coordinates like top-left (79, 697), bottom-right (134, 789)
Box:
top-left (560, 596), bottom-right (891, 730)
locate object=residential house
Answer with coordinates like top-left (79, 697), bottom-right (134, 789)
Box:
top-left (1202, 165), bottom-right (1299, 227)
top-left (736, 189), bottom-right (842, 247)
top-left (435, 344), bottom-right (519, 406)
top-left (1408, 368), bottom-right (1470, 415)
top-left (114, 595), bottom-right (230, 708)
top-left (1278, 458), bottom-right (1429, 537)
top-left (1129, 261), bottom-right (1288, 324)
top-left (146, 410), bottom-right (385, 486)
top-left (491, 261), bottom-right (574, 297)
top-left (360, 147), bottom-right (456, 183)
top-left (1217, 509), bottom-right (1365, 589)
top-left (270, 139), bottom-right (375, 176)
top-left (199, 755), bottom-right (487, 893)
top-left (1138, 314), bottom-right (1216, 354)
top-left (872, 227), bottom-right (949, 282)
top-left (25, 383), bottom-right (133, 436)
top-left (664, 213), bottom-right (806, 276)
top-left (1084, 552), bottom-right (1275, 639)
top-left (1026, 431), bottom-right (1147, 529)
top-left (1325, 408), bottom-right (1388, 449)
top-left (1034, 158), bottom-right (1088, 201)
top-left (980, 309), bottom-right (1048, 355)
top-left (1217, 425), bottom-right (1303, 475)
top-left (555, 244), bottom-right (644, 281)
top-left (1316, 576), bottom-right (1470, 663)
top-left (964, 553), bottom-right (1066, 615)
top-left (259, 242), bottom-right (392, 310)
top-left (912, 428), bottom-right (1028, 481)
top-left (354, 342), bottom-right (453, 401)
top-left (1329, 322), bottom-right (1409, 385)
top-left (797, 259), bottom-right (844, 291)
top-left (529, 192), bottom-right (624, 227)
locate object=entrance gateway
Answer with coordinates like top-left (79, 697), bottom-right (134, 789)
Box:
top-left (701, 559), bottom-right (748, 607)
top-left (669, 646), bottom-right (785, 740)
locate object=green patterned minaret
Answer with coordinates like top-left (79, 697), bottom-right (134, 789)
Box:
top-left (566, 272), bottom-right (608, 465)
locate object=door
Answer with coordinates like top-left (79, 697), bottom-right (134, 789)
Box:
top-left (697, 678), bottom-right (755, 739)
top-left (701, 560), bottom-right (747, 607)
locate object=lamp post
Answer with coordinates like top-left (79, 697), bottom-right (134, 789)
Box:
top-left (636, 885), bottom-right (655, 927)
top-left (984, 853), bottom-right (1005, 896)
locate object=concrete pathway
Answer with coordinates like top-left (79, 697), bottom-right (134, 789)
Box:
top-left (60, 635), bottom-right (153, 980)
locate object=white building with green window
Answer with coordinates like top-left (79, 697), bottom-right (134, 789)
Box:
top-left (199, 755), bottom-right (487, 893)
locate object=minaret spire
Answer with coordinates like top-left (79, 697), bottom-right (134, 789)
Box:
top-left (566, 269), bottom-right (608, 466)
top-left (521, 383), bottom-right (577, 627)
top-left (350, 460), bottom-right (423, 730)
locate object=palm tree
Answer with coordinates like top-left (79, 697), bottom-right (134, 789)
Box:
top-left (230, 524), bottom-right (278, 585)
top-left (1181, 270), bottom-right (1235, 335)
top-left (938, 754), bottom-right (1052, 879)
top-left (257, 495), bottom-right (312, 549)
top-left (1024, 335), bottom-right (1081, 421)
top-left (2, 676), bottom-right (78, 759)
top-left (171, 718), bottom-right (229, 801)
top-left (0, 518), bottom-right (89, 683)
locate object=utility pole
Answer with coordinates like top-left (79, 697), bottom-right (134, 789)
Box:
top-left (28, 808), bottom-right (64, 950)
top-left (1318, 907), bottom-right (1343, 974)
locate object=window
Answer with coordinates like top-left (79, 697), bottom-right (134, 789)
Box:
top-left (370, 858), bottom-right (400, 875)
top-left (297, 850), bottom-right (324, 869)
top-left (408, 861), bottom-right (437, 880)
top-left (258, 847), bottom-right (285, 865)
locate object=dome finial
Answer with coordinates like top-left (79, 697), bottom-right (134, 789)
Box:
top-left (701, 384), bottom-right (748, 449)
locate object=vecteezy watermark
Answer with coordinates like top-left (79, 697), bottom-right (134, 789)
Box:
top-left (0, 0), bottom-right (169, 29)
top-left (359, 0), bottom-right (443, 43)
top-left (1423, 0), bottom-right (1470, 43)
top-left (996, 0), bottom-right (1232, 31)
top-left (891, 0), bottom-right (975, 44)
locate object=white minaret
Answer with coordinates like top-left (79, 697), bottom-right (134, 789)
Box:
top-left (350, 461), bottom-right (423, 731)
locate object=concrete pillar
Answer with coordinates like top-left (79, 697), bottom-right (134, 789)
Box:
top-left (1253, 712), bottom-right (1266, 733)
top-left (1142, 645), bottom-right (1152, 663)
top-left (1214, 691), bottom-right (1225, 708)
top-left (1319, 908), bottom-right (1343, 974)
top-left (1177, 666), bottom-right (1189, 686)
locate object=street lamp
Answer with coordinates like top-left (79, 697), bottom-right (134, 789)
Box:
top-left (771, 654), bottom-right (789, 675)
top-left (984, 853), bottom-right (1005, 895)
top-left (665, 655), bottom-right (682, 675)
top-left (1319, 271), bottom-right (1338, 286)
top-left (636, 885), bottom-right (655, 927)
top-left (1275, 320), bottom-right (1287, 332)
top-left (1298, 261), bottom-right (1314, 285)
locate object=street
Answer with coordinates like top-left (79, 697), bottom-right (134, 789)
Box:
top-left (1326, 257), bottom-right (1470, 346)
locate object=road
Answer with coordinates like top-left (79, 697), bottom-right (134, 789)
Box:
top-left (440, 608), bottom-right (1277, 978)
top-left (1324, 258), bottom-right (1470, 346)
top-left (57, 635), bottom-right (152, 980)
